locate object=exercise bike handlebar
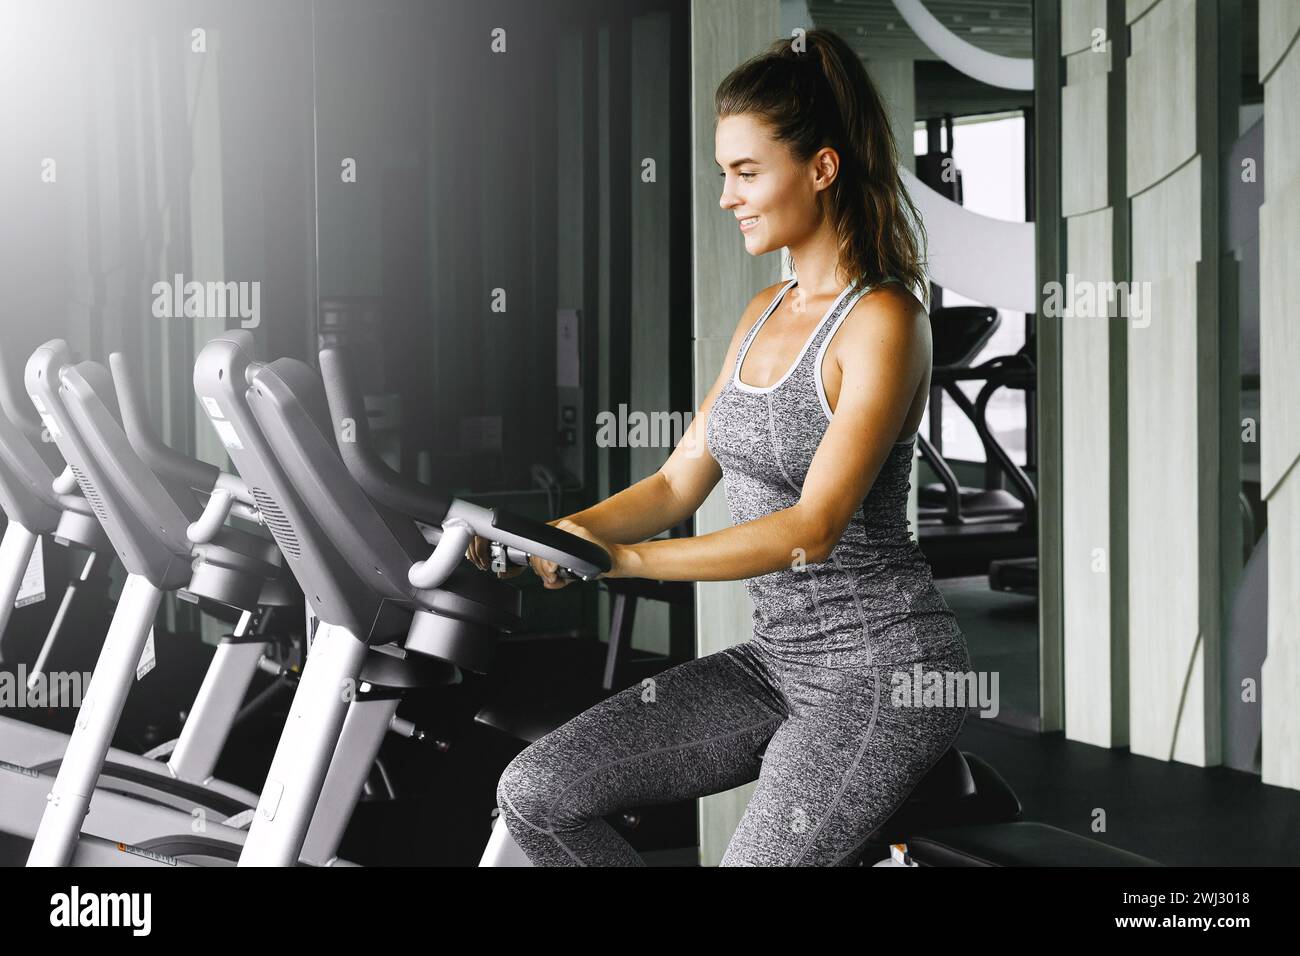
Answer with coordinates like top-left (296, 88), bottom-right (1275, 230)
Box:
top-left (496, 544), bottom-right (578, 582)
top-left (186, 476), bottom-right (261, 544)
top-left (416, 524), bottom-right (578, 583)
top-left (52, 465), bottom-right (78, 496)
top-left (407, 497), bottom-right (609, 590)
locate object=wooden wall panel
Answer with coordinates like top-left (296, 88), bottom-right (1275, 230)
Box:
top-left (691, 0), bottom-right (781, 866)
top-left (1063, 0), bottom-right (1108, 56)
top-left (1062, 208), bottom-right (1119, 745)
top-left (1125, 0), bottom-right (1161, 25)
top-left (1259, 0), bottom-right (1300, 82)
top-left (1126, 0), bottom-right (1196, 196)
top-left (1258, 13), bottom-right (1300, 790)
top-left (1062, 54), bottom-right (1109, 217)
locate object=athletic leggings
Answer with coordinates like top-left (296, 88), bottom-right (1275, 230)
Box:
top-left (495, 638), bottom-right (970, 866)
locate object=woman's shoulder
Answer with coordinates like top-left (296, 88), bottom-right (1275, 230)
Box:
top-left (844, 278), bottom-right (927, 332)
top-left (833, 279), bottom-right (931, 364)
top-left (859, 276), bottom-right (927, 313)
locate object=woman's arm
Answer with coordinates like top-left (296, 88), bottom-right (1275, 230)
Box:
top-left (610, 287), bottom-right (927, 582)
top-left (557, 470), bottom-right (692, 545)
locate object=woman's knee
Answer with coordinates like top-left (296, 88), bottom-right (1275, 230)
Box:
top-left (496, 742), bottom-right (580, 832)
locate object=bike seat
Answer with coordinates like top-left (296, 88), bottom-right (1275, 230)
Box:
top-left (869, 749), bottom-right (1023, 842)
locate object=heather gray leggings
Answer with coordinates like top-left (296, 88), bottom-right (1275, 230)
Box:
top-left (495, 638), bottom-right (970, 866)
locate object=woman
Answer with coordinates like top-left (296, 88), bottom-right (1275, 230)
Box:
top-left (470, 28), bottom-right (970, 866)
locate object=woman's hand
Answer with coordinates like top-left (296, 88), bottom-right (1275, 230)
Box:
top-left (465, 535), bottom-right (527, 578)
top-left (530, 518), bottom-right (626, 589)
top-left (465, 518), bottom-right (627, 589)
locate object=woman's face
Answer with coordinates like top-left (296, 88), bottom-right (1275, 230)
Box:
top-left (715, 113), bottom-right (828, 257)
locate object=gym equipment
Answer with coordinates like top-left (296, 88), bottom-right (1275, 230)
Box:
top-left (0, 341), bottom-right (113, 675)
top-left (13, 340), bottom-right (456, 866)
top-left (315, 346), bottom-right (691, 741)
top-left (318, 344), bottom-right (699, 851)
top-left (1, 343), bottom-right (295, 856)
top-left (0, 357), bottom-right (258, 863)
top-left (10, 341), bottom-right (307, 865)
top-left (863, 746), bottom-right (1158, 866)
top-left (193, 331), bottom-right (606, 866)
top-left (917, 307), bottom-right (1038, 584)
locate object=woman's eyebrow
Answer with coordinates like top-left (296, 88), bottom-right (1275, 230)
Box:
top-left (716, 157), bottom-right (761, 169)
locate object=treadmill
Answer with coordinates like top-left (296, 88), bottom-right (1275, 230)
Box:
top-left (918, 306), bottom-right (1038, 587)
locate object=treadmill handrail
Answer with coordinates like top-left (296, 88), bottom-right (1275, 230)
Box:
top-left (934, 352), bottom-right (1034, 385)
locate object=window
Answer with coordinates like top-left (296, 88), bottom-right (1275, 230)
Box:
top-left (915, 111), bottom-right (1029, 466)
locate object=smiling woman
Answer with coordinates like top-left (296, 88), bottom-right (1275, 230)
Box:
top-left (490, 28), bottom-right (971, 868)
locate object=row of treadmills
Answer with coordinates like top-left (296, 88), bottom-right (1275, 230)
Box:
top-left (0, 331), bottom-right (1158, 866)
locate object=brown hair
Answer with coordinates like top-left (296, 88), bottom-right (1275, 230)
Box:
top-left (715, 29), bottom-right (927, 299)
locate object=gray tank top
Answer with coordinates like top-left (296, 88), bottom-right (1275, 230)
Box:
top-left (705, 278), bottom-right (966, 668)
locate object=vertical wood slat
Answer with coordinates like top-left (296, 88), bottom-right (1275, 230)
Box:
top-left (690, 0), bottom-right (782, 866)
top-left (1057, 0), bottom-right (1128, 748)
top-left (1124, 0), bottom-right (1227, 766)
top-left (1036, 0), bottom-right (1066, 735)
top-left (1259, 0), bottom-right (1300, 791)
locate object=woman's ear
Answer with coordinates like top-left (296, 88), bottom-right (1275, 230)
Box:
top-left (812, 146), bottom-right (839, 192)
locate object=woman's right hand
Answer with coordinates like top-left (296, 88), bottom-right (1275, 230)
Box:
top-left (465, 535), bottom-right (527, 579)
top-left (464, 520), bottom-right (584, 588)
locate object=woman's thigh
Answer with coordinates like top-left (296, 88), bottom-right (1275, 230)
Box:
top-left (498, 641), bottom-right (788, 836)
top-left (721, 652), bottom-right (969, 866)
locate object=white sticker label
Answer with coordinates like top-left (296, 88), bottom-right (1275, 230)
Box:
top-left (15, 540), bottom-right (45, 608)
top-left (0, 759), bottom-right (38, 779)
top-left (211, 418), bottom-right (243, 450)
top-left (223, 808), bottom-right (256, 830)
top-left (114, 842), bottom-right (178, 866)
top-left (201, 395), bottom-right (224, 420)
top-left (136, 628), bottom-right (157, 681)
